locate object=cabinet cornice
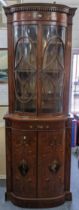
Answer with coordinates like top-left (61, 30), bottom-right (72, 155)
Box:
top-left (4, 3), bottom-right (76, 16)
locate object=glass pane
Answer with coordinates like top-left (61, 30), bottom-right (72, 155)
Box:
top-left (14, 24), bottom-right (37, 113)
top-left (40, 25), bottom-right (66, 113)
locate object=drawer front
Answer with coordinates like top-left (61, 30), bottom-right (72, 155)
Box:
top-left (13, 11), bottom-right (67, 27)
top-left (11, 120), bottom-right (65, 130)
top-left (11, 129), bottom-right (36, 198)
top-left (38, 129), bottom-right (65, 198)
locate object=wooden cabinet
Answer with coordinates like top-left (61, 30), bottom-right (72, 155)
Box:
top-left (5, 116), bottom-right (72, 207)
top-left (4, 3), bottom-right (76, 208)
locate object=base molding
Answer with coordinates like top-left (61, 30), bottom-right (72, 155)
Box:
top-left (65, 191), bottom-right (72, 201)
top-left (5, 191), bottom-right (72, 208)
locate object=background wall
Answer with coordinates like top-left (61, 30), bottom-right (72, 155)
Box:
top-left (0, 29), bottom-right (7, 48)
top-left (0, 0), bottom-right (79, 177)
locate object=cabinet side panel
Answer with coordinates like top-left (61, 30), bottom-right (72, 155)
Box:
top-left (7, 21), bottom-right (15, 112)
top-left (5, 125), bottom-right (12, 194)
top-left (65, 127), bottom-right (71, 192)
top-left (64, 21), bottom-right (72, 113)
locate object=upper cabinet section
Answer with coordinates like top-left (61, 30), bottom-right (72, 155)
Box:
top-left (4, 3), bottom-right (76, 116)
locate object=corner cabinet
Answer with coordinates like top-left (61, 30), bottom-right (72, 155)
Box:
top-left (4, 3), bottom-right (76, 208)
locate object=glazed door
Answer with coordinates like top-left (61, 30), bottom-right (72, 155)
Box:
top-left (11, 129), bottom-right (37, 197)
top-left (13, 23), bottom-right (66, 115)
top-left (38, 130), bottom-right (65, 197)
top-left (13, 24), bottom-right (38, 113)
top-left (39, 24), bottom-right (66, 114)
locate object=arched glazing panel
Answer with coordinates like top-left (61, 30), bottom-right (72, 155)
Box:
top-left (13, 24), bottom-right (37, 113)
top-left (40, 25), bottom-right (66, 113)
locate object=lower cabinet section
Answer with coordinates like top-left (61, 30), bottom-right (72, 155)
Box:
top-left (5, 117), bottom-right (72, 207)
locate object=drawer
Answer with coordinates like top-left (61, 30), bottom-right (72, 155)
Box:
top-left (11, 120), bottom-right (65, 131)
top-left (13, 11), bottom-right (67, 27)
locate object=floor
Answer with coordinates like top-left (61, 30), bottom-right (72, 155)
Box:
top-left (0, 154), bottom-right (79, 210)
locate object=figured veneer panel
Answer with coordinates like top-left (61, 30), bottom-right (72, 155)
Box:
top-left (11, 129), bottom-right (37, 197)
top-left (38, 130), bottom-right (65, 197)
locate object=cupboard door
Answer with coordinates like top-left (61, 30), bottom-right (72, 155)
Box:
top-left (11, 130), bottom-right (36, 197)
top-left (38, 130), bottom-right (65, 197)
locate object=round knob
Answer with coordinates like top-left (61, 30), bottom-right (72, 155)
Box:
top-left (23, 136), bottom-right (27, 140)
top-left (38, 13), bottom-right (42, 18)
top-left (29, 125), bottom-right (33, 129)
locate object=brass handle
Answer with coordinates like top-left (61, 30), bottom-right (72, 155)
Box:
top-left (23, 136), bottom-right (27, 140)
top-left (29, 125), bottom-right (33, 129)
top-left (49, 160), bottom-right (60, 173)
top-left (18, 160), bottom-right (29, 176)
top-left (23, 136), bottom-right (27, 144)
top-left (37, 125), bottom-right (43, 129)
top-left (38, 13), bottom-right (42, 18)
top-left (46, 125), bottom-right (49, 129)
